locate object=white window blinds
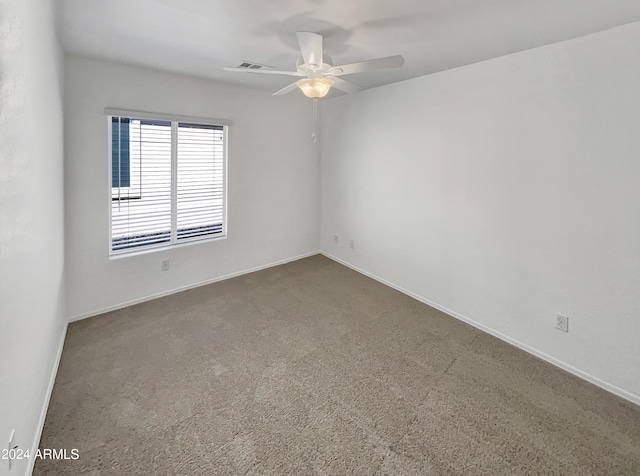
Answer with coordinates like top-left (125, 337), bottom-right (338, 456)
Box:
top-left (109, 113), bottom-right (227, 255)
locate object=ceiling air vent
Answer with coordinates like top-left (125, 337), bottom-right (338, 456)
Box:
top-left (236, 61), bottom-right (274, 70)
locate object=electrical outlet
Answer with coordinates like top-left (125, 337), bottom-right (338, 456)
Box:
top-left (161, 259), bottom-right (170, 271)
top-left (349, 240), bottom-right (355, 249)
top-left (556, 314), bottom-right (569, 332)
top-left (333, 234), bottom-right (338, 244)
top-left (7, 429), bottom-right (15, 470)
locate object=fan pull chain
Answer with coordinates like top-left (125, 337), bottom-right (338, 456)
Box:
top-left (312, 98), bottom-right (318, 143)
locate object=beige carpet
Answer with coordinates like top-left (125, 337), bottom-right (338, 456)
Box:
top-left (36, 255), bottom-right (640, 475)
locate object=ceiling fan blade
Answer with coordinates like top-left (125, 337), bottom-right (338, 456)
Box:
top-left (223, 67), bottom-right (303, 77)
top-left (328, 77), bottom-right (363, 95)
top-left (330, 55), bottom-right (405, 76)
top-left (296, 31), bottom-right (323, 67)
top-left (273, 82), bottom-right (299, 96)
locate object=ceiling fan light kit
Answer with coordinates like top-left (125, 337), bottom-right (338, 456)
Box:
top-left (296, 78), bottom-right (334, 98)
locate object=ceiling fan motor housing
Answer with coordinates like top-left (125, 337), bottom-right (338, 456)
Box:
top-left (296, 55), bottom-right (334, 78)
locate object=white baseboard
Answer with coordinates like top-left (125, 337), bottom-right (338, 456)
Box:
top-left (25, 322), bottom-right (68, 476)
top-left (68, 251), bottom-right (321, 323)
top-left (321, 251), bottom-right (640, 407)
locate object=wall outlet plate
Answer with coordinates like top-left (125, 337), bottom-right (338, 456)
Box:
top-left (161, 259), bottom-right (170, 271)
top-left (349, 240), bottom-right (355, 249)
top-left (556, 314), bottom-right (569, 332)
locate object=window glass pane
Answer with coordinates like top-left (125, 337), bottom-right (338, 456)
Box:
top-left (111, 118), bottom-right (172, 251)
top-left (176, 123), bottom-right (225, 241)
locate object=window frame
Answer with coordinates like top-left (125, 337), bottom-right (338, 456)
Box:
top-left (106, 108), bottom-right (231, 258)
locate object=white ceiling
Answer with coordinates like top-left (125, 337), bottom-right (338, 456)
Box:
top-left (57, 0), bottom-right (640, 96)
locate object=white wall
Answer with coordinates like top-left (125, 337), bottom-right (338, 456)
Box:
top-left (320, 23), bottom-right (640, 402)
top-left (0, 0), bottom-right (66, 474)
top-left (65, 56), bottom-right (319, 319)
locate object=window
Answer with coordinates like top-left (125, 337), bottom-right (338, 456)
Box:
top-left (108, 109), bottom-right (228, 256)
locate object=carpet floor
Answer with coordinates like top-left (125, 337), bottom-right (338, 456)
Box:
top-left (36, 255), bottom-right (640, 475)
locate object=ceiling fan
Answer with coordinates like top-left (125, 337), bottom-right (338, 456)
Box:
top-left (223, 32), bottom-right (405, 98)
